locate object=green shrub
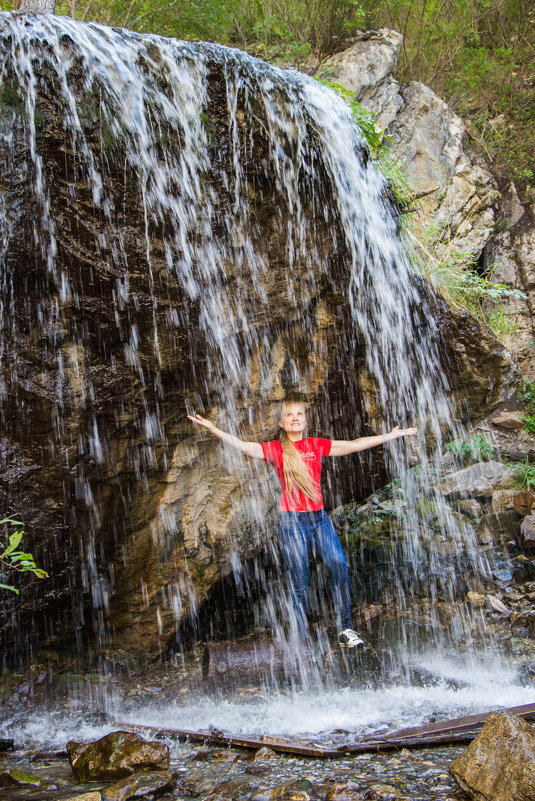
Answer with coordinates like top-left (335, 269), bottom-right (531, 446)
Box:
top-left (514, 458), bottom-right (535, 492)
top-left (520, 379), bottom-right (535, 413)
top-left (444, 433), bottom-right (495, 464)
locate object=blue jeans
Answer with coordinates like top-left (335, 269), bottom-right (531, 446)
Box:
top-left (277, 510), bottom-right (352, 634)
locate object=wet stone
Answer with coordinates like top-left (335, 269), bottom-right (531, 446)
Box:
top-left (366, 782), bottom-right (404, 800)
top-left (0, 766), bottom-right (41, 787)
top-left (173, 776), bottom-right (199, 796)
top-left (204, 776), bottom-right (258, 800)
top-left (67, 731), bottom-right (170, 782)
top-left (323, 781), bottom-right (365, 800)
top-left (254, 747), bottom-right (280, 761)
top-left (210, 749), bottom-right (242, 762)
top-left (101, 769), bottom-right (177, 800)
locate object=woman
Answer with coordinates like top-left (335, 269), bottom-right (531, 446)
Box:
top-left (188, 401), bottom-right (417, 647)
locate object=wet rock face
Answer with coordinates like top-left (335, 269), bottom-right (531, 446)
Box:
top-left (450, 712), bottom-right (535, 801)
top-left (0, 13), bottom-right (518, 664)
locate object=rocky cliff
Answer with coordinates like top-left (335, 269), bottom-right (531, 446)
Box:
top-left (327, 29), bottom-right (535, 378)
top-left (0, 13), bottom-right (518, 664)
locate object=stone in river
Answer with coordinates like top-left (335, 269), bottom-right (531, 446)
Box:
top-left (450, 711), bottom-right (535, 801)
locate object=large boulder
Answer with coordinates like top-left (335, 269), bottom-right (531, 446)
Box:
top-left (328, 33), bottom-right (535, 379)
top-left (450, 712), bottom-right (535, 801)
top-left (67, 732), bottom-right (169, 782)
top-left (440, 461), bottom-right (516, 498)
top-left (325, 29), bottom-right (404, 129)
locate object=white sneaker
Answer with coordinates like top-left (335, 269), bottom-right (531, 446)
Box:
top-left (338, 628), bottom-right (364, 648)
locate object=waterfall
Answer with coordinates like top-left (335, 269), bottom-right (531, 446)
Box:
top-left (0, 11), bottom-right (505, 687)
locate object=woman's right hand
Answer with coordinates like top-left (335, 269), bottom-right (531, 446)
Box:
top-left (187, 413), bottom-right (215, 432)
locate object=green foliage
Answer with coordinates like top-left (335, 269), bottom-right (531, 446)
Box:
top-left (315, 79), bottom-right (386, 153)
top-left (0, 517), bottom-right (48, 594)
top-left (520, 379), bottom-right (535, 412)
top-left (406, 222), bottom-right (526, 346)
top-left (359, 0), bottom-right (535, 190)
top-left (514, 458), bottom-right (535, 492)
top-left (519, 380), bottom-right (535, 434)
top-left (51, 0), bottom-right (364, 62)
top-left (444, 433), bottom-right (496, 464)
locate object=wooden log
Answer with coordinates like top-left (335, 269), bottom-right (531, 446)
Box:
top-left (202, 639), bottom-right (315, 683)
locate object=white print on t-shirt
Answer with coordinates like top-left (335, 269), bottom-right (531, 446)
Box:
top-left (301, 452), bottom-right (317, 460)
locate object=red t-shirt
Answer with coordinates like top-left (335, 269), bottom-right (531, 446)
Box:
top-left (260, 437), bottom-right (332, 512)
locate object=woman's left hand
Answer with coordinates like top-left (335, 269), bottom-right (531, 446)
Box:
top-left (391, 425), bottom-right (418, 438)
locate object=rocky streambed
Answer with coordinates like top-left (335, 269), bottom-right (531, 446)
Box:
top-left (0, 729), bottom-right (468, 801)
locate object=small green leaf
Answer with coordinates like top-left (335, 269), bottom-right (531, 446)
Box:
top-left (0, 582), bottom-right (19, 594)
top-left (33, 569), bottom-right (49, 579)
top-left (3, 530), bottom-right (23, 555)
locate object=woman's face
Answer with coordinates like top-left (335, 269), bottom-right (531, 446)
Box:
top-left (279, 404), bottom-right (307, 436)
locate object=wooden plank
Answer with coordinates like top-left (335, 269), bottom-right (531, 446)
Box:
top-left (337, 730), bottom-right (476, 754)
top-left (111, 722), bottom-right (341, 758)
top-left (365, 702), bottom-right (535, 742)
top-left (113, 721), bottom-right (478, 756)
top-left (113, 702), bottom-right (535, 760)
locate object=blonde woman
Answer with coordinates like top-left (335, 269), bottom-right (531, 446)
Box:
top-left (188, 401), bottom-right (417, 647)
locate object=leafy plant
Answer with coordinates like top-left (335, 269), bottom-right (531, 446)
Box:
top-left (520, 379), bottom-right (535, 413)
top-left (518, 380), bottom-right (535, 434)
top-left (444, 433), bottom-right (496, 464)
top-left (0, 518), bottom-right (48, 594)
top-left (315, 79), bottom-right (387, 153)
top-left (514, 458), bottom-right (535, 492)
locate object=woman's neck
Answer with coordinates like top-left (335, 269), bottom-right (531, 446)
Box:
top-left (287, 432), bottom-right (304, 443)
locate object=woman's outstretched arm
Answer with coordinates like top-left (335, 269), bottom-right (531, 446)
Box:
top-left (329, 426), bottom-right (418, 457)
top-left (188, 414), bottom-right (264, 460)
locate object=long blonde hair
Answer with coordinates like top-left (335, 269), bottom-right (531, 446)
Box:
top-left (279, 402), bottom-right (319, 503)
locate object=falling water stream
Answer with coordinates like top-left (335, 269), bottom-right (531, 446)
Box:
top-left (0, 11), bottom-right (531, 750)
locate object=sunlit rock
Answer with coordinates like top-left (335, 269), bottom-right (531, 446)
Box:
top-left (456, 498), bottom-right (483, 518)
top-left (67, 732), bottom-right (169, 782)
top-left (491, 490), bottom-right (517, 513)
top-left (467, 591), bottom-right (485, 607)
top-left (482, 187), bottom-right (535, 377)
top-left (514, 492), bottom-right (535, 516)
top-left (327, 34), bottom-right (499, 260)
top-left (493, 412), bottom-right (525, 430)
top-left (440, 461), bottom-right (515, 498)
top-left (101, 770), bottom-right (177, 801)
top-left (520, 515), bottom-right (535, 549)
top-left (450, 711), bottom-right (535, 801)
top-left (325, 30), bottom-right (403, 129)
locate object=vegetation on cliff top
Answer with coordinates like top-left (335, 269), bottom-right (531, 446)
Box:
top-left (2, 0), bottom-right (528, 193)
